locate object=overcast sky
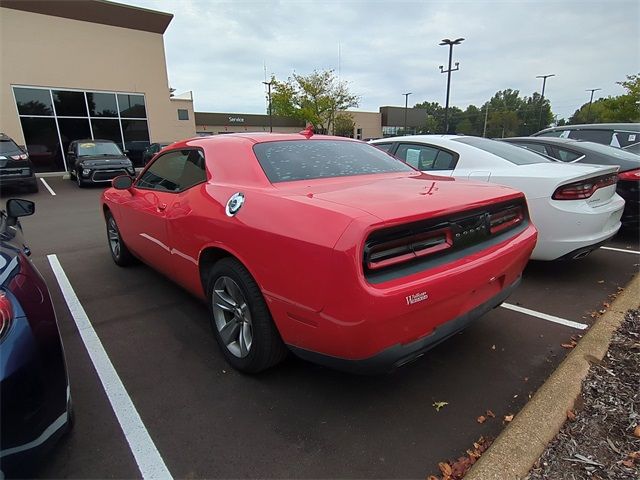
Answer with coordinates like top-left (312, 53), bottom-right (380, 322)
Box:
top-left (125, 0), bottom-right (639, 120)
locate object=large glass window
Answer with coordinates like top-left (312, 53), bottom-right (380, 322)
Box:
top-left (118, 94), bottom-right (146, 118)
top-left (91, 119), bottom-right (123, 147)
top-left (87, 92), bottom-right (118, 117)
top-left (58, 118), bottom-right (91, 155)
top-left (52, 90), bottom-right (87, 117)
top-left (19, 117), bottom-right (63, 172)
top-left (13, 86), bottom-right (150, 172)
top-left (14, 87), bottom-right (54, 116)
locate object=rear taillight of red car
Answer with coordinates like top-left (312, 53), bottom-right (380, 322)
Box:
top-left (489, 205), bottom-right (524, 235)
top-left (364, 201), bottom-right (527, 275)
top-left (552, 173), bottom-right (618, 200)
top-left (618, 168), bottom-right (640, 181)
top-left (0, 291), bottom-right (13, 340)
top-left (366, 227), bottom-right (453, 270)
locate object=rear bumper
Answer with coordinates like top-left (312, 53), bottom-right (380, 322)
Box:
top-left (290, 277), bottom-right (520, 374)
top-left (0, 172), bottom-right (36, 187)
top-left (529, 194), bottom-right (624, 260)
top-left (268, 222), bottom-right (536, 369)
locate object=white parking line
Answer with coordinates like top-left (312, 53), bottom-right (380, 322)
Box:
top-left (39, 178), bottom-right (56, 196)
top-left (501, 302), bottom-right (588, 330)
top-left (47, 254), bottom-right (172, 480)
top-left (601, 246), bottom-right (640, 255)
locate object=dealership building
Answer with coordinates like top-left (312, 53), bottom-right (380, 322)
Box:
top-left (195, 110), bottom-right (383, 139)
top-left (0, 0), bottom-right (196, 171)
top-left (1, 1), bottom-right (431, 174)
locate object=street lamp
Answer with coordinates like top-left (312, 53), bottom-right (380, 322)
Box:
top-left (402, 92), bottom-right (412, 135)
top-left (536, 74), bottom-right (555, 130)
top-left (585, 88), bottom-right (602, 123)
top-left (262, 81), bottom-right (273, 133)
top-left (439, 37), bottom-right (464, 134)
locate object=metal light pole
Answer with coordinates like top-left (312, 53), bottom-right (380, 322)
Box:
top-left (262, 81), bottom-right (273, 133)
top-left (585, 88), bottom-right (602, 123)
top-left (403, 92), bottom-right (412, 135)
top-left (439, 37), bottom-right (464, 134)
top-left (536, 74), bottom-right (555, 130)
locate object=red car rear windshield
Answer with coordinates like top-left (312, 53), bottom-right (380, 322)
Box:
top-left (253, 140), bottom-right (414, 183)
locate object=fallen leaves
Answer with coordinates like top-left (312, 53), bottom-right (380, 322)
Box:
top-left (504, 414), bottom-right (514, 423)
top-left (562, 335), bottom-right (582, 349)
top-left (621, 451), bottom-right (640, 468)
top-left (633, 426), bottom-right (640, 438)
top-left (433, 401), bottom-right (448, 412)
top-left (566, 410), bottom-right (576, 421)
top-left (476, 409), bottom-right (496, 424)
top-left (431, 436), bottom-right (493, 480)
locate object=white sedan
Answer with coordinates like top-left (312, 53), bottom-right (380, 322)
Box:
top-left (370, 135), bottom-right (625, 261)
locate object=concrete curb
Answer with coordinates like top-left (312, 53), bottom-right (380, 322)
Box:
top-left (465, 273), bottom-right (640, 480)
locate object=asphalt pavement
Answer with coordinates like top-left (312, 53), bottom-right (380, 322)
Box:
top-left (2, 176), bottom-right (638, 479)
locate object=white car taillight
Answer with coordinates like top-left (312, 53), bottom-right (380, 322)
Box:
top-left (552, 174), bottom-right (618, 200)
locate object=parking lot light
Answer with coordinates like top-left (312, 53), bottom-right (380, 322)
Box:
top-left (536, 74), bottom-right (555, 130)
top-left (403, 92), bottom-right (412, 135)
top-left (439, 37), bottom-right (465, 134)
top-left (586, 88), bottom-right (602, 123)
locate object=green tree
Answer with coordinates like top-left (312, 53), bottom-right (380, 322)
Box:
top-left (569, 73), bottom-right (640, 124)
top-left (270, 70), bottom-right (359, 134)
top-left (413, 101), bottom-right (445, 133)
top-left (333, 112), bottom-right (356, 137)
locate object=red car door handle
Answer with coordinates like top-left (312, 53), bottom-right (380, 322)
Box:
top-left (157, 203), bottom-right (167, 212)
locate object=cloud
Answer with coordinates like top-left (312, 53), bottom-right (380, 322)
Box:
top-left (126, 0), bottom-right (639, 119)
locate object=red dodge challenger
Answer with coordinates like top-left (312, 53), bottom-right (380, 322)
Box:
top-left (101, 132), bottom-right (537, 373)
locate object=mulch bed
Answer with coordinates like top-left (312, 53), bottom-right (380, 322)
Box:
top-left (526, 309), bottom-right (640, 480)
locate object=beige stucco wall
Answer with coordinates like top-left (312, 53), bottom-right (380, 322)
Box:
top-left (345, 111), bottom-right (383, 139)
top-left (0, 7), bottom-right (195, 145)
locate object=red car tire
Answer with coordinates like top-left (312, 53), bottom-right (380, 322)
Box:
top-left (206, 258), bottom-right (287, 373)
top-left (105, 211), bottom-right (136, 267)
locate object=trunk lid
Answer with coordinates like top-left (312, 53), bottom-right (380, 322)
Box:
top-left (275, 172), bottom-right (523, 224)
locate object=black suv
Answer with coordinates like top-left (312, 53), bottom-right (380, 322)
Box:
top-left (0, 134), bottom-right (38, 193)
top-left (67, 139), bottom-right (136, 187)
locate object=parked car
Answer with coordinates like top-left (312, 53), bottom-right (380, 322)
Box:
top-left (124, 141), bottom-right (151, 167)
top-left (0, 133), bottom-right (38, 193)
top-left (142, 142), bottom-right (171, 165)
top-left (532, 123), bottom-right (640, 154)
top-left (67, 139), bottom-right (135, 187)
top-left (101, 132), bottom-right (537, 374)
top-left (501, 137), bottom-right (640, 229)
top-left (370, 135), bottom-right (624, 261)
top-left (0, 199), bottom-right (72, 476)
